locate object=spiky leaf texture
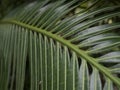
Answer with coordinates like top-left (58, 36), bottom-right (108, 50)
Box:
top-left (0, 0), bottom-right (120, 90)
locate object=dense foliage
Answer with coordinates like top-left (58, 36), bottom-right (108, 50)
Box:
top-left (0, 0), bottom-right (120, 90)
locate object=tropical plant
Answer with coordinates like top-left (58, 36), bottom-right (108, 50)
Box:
top-left (0, 0), bottom-right (120, 90)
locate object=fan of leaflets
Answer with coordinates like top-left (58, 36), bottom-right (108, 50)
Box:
top-left (0, 0), bottom-right (120, 90)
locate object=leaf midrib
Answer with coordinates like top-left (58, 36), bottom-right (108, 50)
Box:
top-left (0, 19), bottom-right (120, 87)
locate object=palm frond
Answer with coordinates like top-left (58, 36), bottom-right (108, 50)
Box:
top-left (0, 0), bottom-right (120, 90)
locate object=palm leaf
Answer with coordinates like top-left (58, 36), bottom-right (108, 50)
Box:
top-left (0, 0), bottom-right (120, 90)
